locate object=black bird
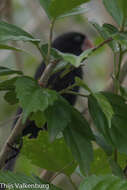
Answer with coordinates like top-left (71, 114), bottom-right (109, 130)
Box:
top-left (4, 32), bottom-right (93, 170)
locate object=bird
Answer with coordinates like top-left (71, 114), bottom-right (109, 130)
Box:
top-left (4, 31), bottom-right (93, 171)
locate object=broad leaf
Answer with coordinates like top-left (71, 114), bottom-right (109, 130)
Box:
top-left (0, 21), bottom-right (40, 45)
top-left (118, 0), bottom-right (127, 18)
top-left (0, 44), bottom-right (23, 51)
top-left (64, 127), bottom-right (93, 175)
top-left (79, 175), bottom-right (127, 190)
top-left (112, 32), bottom-right (127, 48)
top-left (60, 48), bottom-right (92, 67)
top-left (63, 108), bottom-right (94, 175)
top-left (0, 171), bottom-right (61, 190)
top-left (103, 23), bottom-right (119, 34)
top-left (94, 132), bottom-right (113, 156)
top-left (103, 0), bottom-right (123, 26)
top-left (21, 132), bottom-right (77, 175)
top-left (89, 92), bottom-right (127, 154)
top-left (94, 93), bottom-right (114, 129)
top-left (0, 66), bottom-right (22, 76)
top-left (0, 77), bottom-right (18, 91)
top-left (59, 6), bottom-right (89, 19)
top-left (4, 91), bottom-right (18, 105)
top-left (40, 0), bottom-right (90, 19)
top-left (109, 158), bottom-right (125, 178)
top-left (30, 111), bottom-right (46, 128)
top-left (92, 22), bottom-right (119, 52)
top-left (91, 148), bottom-right (127, 176)
top-left (40, 44), bottom-right (62, 61)
top-left (41, 44), bottom-right (92, 67)
top-left (15, 77), bottom-right (58, 123)
top-left (45, 97), bottom-right (71, 142)
top-left (88, 95), bottom-right (114, 146)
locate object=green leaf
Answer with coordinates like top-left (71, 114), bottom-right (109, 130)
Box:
top-left (91, 148), bottom-right (127, 176)
top-left (118, 0), bottom-right (127, 19)
top-left (41, 44), bottom-right (92, 67)
top-left (53, 61), bottom-right (69, 74)
top-left (63, 108), bottom-right (94, 175)
top-left (40, 0), bottom-right (90, 19)
top-left (91, 148), bottom-right (112, 176)
top-left (94, 132), bottom-right (113, 156)
top-left (0, 77), bottom-right (18, 91)
top-left (94, 93), bottom-right (114, 128)
top-left (0, 66), bottom-right (22, 76)
top-left (79, 175), bottom-right (127, 190)
top-left (64, 127), bottom-right (93, 175)
top-left (103, 0), bottom-right (123, 26)
top-left (91, 22), bottom-right (119, 52)
top-left (60, 48), bottom-right (92, 67)
top-left (58, 6), bottom-right (89, 19)
top-left (30, 111), bottom-right (46, 128)
top-left (45, 97), bottom-right (71, 142)
top-left (88, 95), bottom-right (114, 145)
top-left (75, 77), bottom-right (92, 93)
top-left (0, 171), bottom-right (62, 190)
top-left (103, 23), bottom-right (119, 34)
top-left (0, 21), bottom-right (40, 45)
top-left (21, 131), bottom-right (77, 175)
top-left (40, 44), bottom-right (62, 61)
top-left (39, 0), bottom-right (51, 18)
top-left (4, 91), bottom-right (18, 105)
top-left (89, 92), bottom-right (127, 154)
top-left (15, 77), bottom-right (58, 123)
top-left (112, 32), bottom-right (127, 48)
top-left (109, 158), bottom-right (125, 178)
top-left (0, 44), bottom-right (23, 51)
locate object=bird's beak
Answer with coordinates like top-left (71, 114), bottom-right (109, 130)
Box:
top-left (81, 37), bottom-right (94, 51)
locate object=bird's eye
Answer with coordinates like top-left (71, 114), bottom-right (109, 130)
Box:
top-left (74, 35), bottom-right (82, 43)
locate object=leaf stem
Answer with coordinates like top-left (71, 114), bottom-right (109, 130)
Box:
top-left (113, 23), bottom-right (125, 163)
top-left (60, 83), bottom-right (77, 94)
top-left (116, 44), bottom-right (123, 82)
top-left (61, 90), bottom-right (88, 98)
top-left (46, 19), bottom-right (56, 65)
top-left (113, 52), bottom-right (118, 94)
top-left (92, 38), bottom-right (113, 52)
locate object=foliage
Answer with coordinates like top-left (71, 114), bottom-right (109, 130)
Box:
top-left (21, 131), bottom-right (77, 176)
top-left (0, 0), bottom-right (127, 189)
top-left (0, 171), bottom-right (61, 190)
top-left (79, 175), bottom-right (127, 190)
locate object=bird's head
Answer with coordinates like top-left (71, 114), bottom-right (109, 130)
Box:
top-left (52, 32), bottom-right (93, 56)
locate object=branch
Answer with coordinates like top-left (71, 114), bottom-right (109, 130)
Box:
top-left (38, 60), bottom-right (59, 86)
top-left (0, 116), bottom-right (23, 169)
top-left (92, 38), bottom-right (113, 52)
top-left (105, 60), bottom-right (127, 91)
top-left (0, 60), bottom-right (59, 169)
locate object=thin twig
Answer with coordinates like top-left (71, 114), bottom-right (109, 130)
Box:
top-left (92, 38), bottom-right (113, 52)
top-left (61, 90), bottom-right (88, 98)
top-left (46, 19), bottom-right (56, 65)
